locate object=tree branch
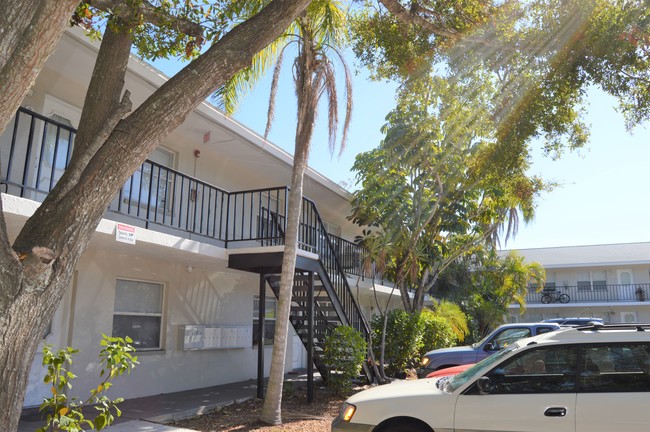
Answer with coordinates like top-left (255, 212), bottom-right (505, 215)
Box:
top-left (88, 0), bottom-right (204, 38)
top-left (377, 0), bottom-right (460, 39)
top-left (14, 0), bottom-right (313, 257)
top-left (0, 0), bottom-right (80, 133)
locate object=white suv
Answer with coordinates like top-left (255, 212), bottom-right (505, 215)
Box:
top-left (332, 324), bottom-right (650, 432)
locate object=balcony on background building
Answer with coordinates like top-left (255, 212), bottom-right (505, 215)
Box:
top-left (525, 283), bottom-right (650, 305)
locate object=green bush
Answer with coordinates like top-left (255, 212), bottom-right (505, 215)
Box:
top-left (37, 334), bottom-right (138, 432)
top-left (418, 309), bottom-right (457, 359)
top-left (323, 325), bottom-right (367, 394)
top-left (371, 309), bottom-right (458, 376)
top-left (371, 310), bottom-right (421, 376)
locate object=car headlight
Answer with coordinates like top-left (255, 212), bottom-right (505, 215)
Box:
top-left (340, 402), bottom-right (357, 422)
top-left (421, 357), bottom-right (430, 367)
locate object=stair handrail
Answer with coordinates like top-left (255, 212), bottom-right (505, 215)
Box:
top-left (300, 196), bottom-right (371, 338)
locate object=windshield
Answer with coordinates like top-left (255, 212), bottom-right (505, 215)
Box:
top-left (442, 344), bottom-right (519, 393)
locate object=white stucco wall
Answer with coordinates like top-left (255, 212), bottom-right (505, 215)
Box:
top-left (31, 246), bottom-right (287, 402)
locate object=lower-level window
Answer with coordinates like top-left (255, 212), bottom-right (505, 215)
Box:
top-left (113, 279), bottom-right (164, 350)
top-left (253, 296), bottom-right (276, 346)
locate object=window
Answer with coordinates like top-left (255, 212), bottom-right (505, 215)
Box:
top-left (253, 296), bottom-right (276, 346)
top-left (322, 220), bottom-right (341, 237)
top-left (123, 147), bottom-right (175, 211)
top-left (577, 271), bottom-right (607, 291)
top-left (113, 279), bottom-right (164, 350)
top-left (489, 328), bottom-right (532, 350)
top-left (485, 346), bottom-right (577, 394)
top-left (38, 113), bottom-right (74, 193)
top-left (580, 343), bottom-right (650, 392)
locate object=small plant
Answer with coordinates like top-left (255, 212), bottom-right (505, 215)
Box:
top-left (323, 326), bottom-right (367, 394)
top-left (37, 334), bottom-right (139, 431)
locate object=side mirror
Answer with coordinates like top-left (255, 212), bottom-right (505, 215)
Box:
top-left (477, 376), bottom-right (492, 394)
top-left (484, 342), bottom-right (497, 351)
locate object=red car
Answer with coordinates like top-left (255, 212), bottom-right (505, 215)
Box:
top-left (425, 363), bottom-right (475, 379)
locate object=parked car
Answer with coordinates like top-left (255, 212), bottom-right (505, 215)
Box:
top-left (416, 322), bottom-right (561, 378)
top-left (425, 363), bottom-right (474, 379)
top-left (332, 323), bottom-right (650, 432)
top-left (542, 317), bottom-right (604, 327)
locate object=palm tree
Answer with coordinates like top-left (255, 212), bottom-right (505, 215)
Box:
top-left (255, 1), bottom-right (352, 425)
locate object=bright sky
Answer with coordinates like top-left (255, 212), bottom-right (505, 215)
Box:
top-left (154, 49), bottom-right (650, 252)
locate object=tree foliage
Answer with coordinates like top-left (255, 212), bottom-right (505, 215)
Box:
top-left (433, 249), bottom-right (545, 340)
top-left (352, 0), bottom-right (650, 156)
top-left (350, 73), bottom-right (550, 312)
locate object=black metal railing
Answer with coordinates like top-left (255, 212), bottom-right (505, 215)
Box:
top-left (526, 284), bottom-right (650, 304)
top-left (1, 107), bottom-right (75, 200)
top-left (0, 107), bottom-right (368, 271)
top-left (109, 159), bottom-right (230, 241)
top-left (301, 197), bottom-right (370, 338)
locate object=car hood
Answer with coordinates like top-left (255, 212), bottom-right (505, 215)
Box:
top-left (424, 345), bottom-right (476, 357)
top-left (346, 378), bottom-right (443, 405)
top-left (344, 378), bottom-right (455, 428)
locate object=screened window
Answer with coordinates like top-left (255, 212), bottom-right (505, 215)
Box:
top-left (253, 296), bottom-right (276, 346)
top-left (113, 279), bottom-right (164, 350)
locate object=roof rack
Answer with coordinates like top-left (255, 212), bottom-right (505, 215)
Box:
top-left (576, 323), bottom-right (650, 332)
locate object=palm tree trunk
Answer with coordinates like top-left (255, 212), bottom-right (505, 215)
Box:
top-left (260, 32), bottom-right (318, 425)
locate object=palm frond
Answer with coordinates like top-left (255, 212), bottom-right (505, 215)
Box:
top-left (214, 32), bottom-right (292, 115)
top-left (265, 44), bottom-right (291, 138)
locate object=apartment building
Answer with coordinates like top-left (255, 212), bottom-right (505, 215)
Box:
top-left (1, 27), bottom-right (400, 407)
top-left (506, 243), bottom-right (650, 324)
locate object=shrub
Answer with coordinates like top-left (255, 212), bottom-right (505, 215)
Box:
top-left (418, 309), bottom-right (457, 359)
top-left (371, 310), bottom-right (421, 376)
top-left (371, 309), bottom-right (458, 377)
top-left (37, 334), bottom-right (138, 431)
top-left (323, 325), bottom-right (367, 394)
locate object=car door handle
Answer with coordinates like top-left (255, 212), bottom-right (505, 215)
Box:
top-left (544, 407), bottom-right (567, 417)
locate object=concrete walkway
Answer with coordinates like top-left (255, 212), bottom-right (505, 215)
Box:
top-left (19, 372), bottom-right (311, 431)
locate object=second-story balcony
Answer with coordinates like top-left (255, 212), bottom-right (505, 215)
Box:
top-left (525, 283), bottom-right (650, 305)
top-left (1, 107), bottom-right (368, 277)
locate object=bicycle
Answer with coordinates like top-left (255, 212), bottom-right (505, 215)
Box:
top-left (541, 289), bottom-right (570, 304)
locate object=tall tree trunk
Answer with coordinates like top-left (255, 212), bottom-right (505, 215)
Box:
top-left (0, 0), bottom-right (80, 133)
top-left (260, 32), bottom-right (318, 425)
top-left (0, 1), bottom-right (312, 429)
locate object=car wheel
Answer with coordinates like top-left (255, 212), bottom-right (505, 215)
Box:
top-left (376, 419), bottom-right (431, 432)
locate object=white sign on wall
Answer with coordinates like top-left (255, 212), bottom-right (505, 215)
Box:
top-left (116, 223), bottom-right (136, 245)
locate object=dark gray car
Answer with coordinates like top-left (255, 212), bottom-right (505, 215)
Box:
top-left (417, 322), bottom-right (561, 378)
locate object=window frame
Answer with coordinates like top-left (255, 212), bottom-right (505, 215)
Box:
top-left (577, 270), bottom-right (608, 291)
top-left (253, 295), bottom-right (277, 346)
top-left (112, 278), bottom-right (165, 351)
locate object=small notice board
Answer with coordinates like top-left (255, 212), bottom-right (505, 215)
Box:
top-left (116, 223), bottom-right (136, 244)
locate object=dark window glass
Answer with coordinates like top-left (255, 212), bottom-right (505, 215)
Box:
top-left (580, 344), bottom-right (650, 392)
top-left (484, 346), bottom-right (577, 394)
top-left (253, 296), bottom-right (276, 346)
